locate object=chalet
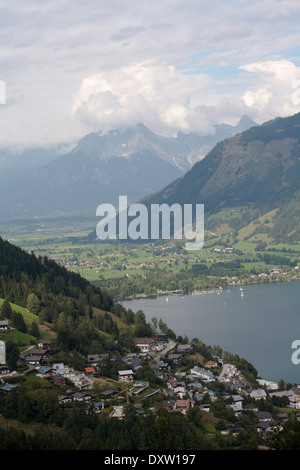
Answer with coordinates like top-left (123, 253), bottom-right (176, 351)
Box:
top-left (250, 389), bottom-right (267, 401)
top-left (0, 320), bottom-right (9, 330)
top-left (167, 353), bottom-right (183, 364)
top-left (167, 378), bottom-right (186, 390)
top-left (37, 340), bottom-right (53, 349)
top-left (155, 333), bottom-right (168, 343)
top-left (174, 399), bottom-right (191, 415)
top-left (135, 338), bottom-right (155, 353)
top-left (84, 367), bottom-right (95, 375)
top-left (227, 423), bottom-right (243, 437)
top-left (87, 401), bottom-right (105, 413)
top-left (94, 401), bottom-right (105, 412)
top-left (37, 366), bottom-right (54, 377)
top-left (188, 382), bottom-right (202, 391)
top-left (52, 376), bottom-right (66, 386)
top-left (58, 395), bottom-right (72, 405)
top-left (200, 403), bottom-right (210, 412)
top-left (157, 361), bottom-right (169, 370)
top-left (70, 374), bottom-right (89, 389)
top-left (72, 391), bottom-right (91, 402)
top-left (87, 353), bottom-right (108, 365)
top-left (167, 378), bottom-right (178, 389)
top-left (30, 349), bottom-right (49, 358)
top-left (53, 363), bottom-right (74, 378)
top-left (177, 344), bottom-right (192, 354)
top-left (122, 353), bottom-right (139, 362)
top-left (173, 386), bottom-right (186, 399)
top-left (287, 394), bottom-right (300, 409)
top-left (122, 353), bottom-right (142, 371)
top-left (118, 369), bottom-right (134, 383)
top-left (163, 399), bottom-right (176, 411)
top-left (155, 371), bottom-right (166, 382)
top-left (257, 379), bottom-right (278, 391)
top-left (128, 358), bottom-right (142, 371)
top-left (0, 366), bottom-right (10, 377)
top-left (255, 411), bottom-right (273, 422)
top-left (100, 390), bottom-right (120, 399)
top-left (255, 421), bottom-right (271, 434)
top-left (255, 419), bottom-right (280, 438)
top-left (205, 361), bottom-right (217, 368)
top-left (24, 355), bottom-right (43, 367)
top-left (190, 366), bottom-right (215, 382)
top-left (230, 401), bottom-right (243, 416)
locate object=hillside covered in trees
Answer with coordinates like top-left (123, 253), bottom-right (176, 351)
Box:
top-left (0, 236), bottom-right (154, 359)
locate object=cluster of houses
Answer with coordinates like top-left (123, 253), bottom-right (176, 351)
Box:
top-left (1, 334), bottom-right (300, 441)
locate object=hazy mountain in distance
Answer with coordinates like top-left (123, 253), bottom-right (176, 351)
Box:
top-left (0, 116), bottom-right (256, 222)
top-left (0, 145), bottom-right (71, 181)
top-left (63, 116), bottom-right (257, 172)
top-left (0, 125), bottom-right (182, 222)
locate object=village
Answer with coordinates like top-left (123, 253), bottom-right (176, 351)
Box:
top-left (1, 329), bottom-right (299, 442)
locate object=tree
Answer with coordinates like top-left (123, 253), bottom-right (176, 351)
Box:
top-left (1, 299), bottom-right (12, 318)
top-left (10, 311), bottom-right (26, 333)
top-left (6, 341), bottom-right (20, 369)
top-left (134, 309), bottom-right (146, 325)
top-left (151, 317), bottom-right (158, 331)
top-left (278, 379), bottom-right (286, 391)
top-left (266, 413), bottom-right (300, 450)
top-left (30, 321), bottom-right (40, 338)
top-left (27, 293), bottom-right (41, 315)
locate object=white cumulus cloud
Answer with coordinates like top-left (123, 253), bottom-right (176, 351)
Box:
top-left (239, 59), bottom-right (300, 121)
top-left (72, 62), bottom-right (217, 136)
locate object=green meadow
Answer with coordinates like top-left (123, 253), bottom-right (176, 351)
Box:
top-left (0, 213), bottom-right (299, 290)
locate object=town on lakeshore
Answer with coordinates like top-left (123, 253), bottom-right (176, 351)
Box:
top-left (1, 315), bottom-right (300, 449)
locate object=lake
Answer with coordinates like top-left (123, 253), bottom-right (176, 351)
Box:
top-left (122, 281), bottom-right (300, 384)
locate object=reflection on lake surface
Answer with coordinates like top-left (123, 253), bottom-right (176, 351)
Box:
top-left (122, 281), bottom-right (300, 383)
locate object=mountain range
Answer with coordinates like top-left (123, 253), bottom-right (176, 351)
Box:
top-left (0, 116), bottom-right (256, 222)
top-left (141, 112), bottom-right (300, 243)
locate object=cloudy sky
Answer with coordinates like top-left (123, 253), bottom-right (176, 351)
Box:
top-left (1, 0), bottom-right (300, 149)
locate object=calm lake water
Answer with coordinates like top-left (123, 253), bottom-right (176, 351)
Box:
top-left (122, 281), bottom-right (300, 384)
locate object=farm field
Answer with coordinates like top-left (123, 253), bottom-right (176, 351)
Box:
top-left (1, 215), bottom-right (299, 299)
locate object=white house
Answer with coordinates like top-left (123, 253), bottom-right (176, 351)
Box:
top-left (250, 389), bottom-right (267, 400)
top-left (135, 338), bottom-right (155, 353)
top-left (190, 366), bottom-right (215, 382)
top-left (118, 370), bottom-right (134, 383)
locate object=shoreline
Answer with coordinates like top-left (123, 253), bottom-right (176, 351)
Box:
top-left (120, 275), bottom-right (300, 301)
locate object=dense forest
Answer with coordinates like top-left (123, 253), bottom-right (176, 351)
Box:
top-left (0, 237), bottom-right (153, 359)
top-left (0, 236), bottom-right (113, 314)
